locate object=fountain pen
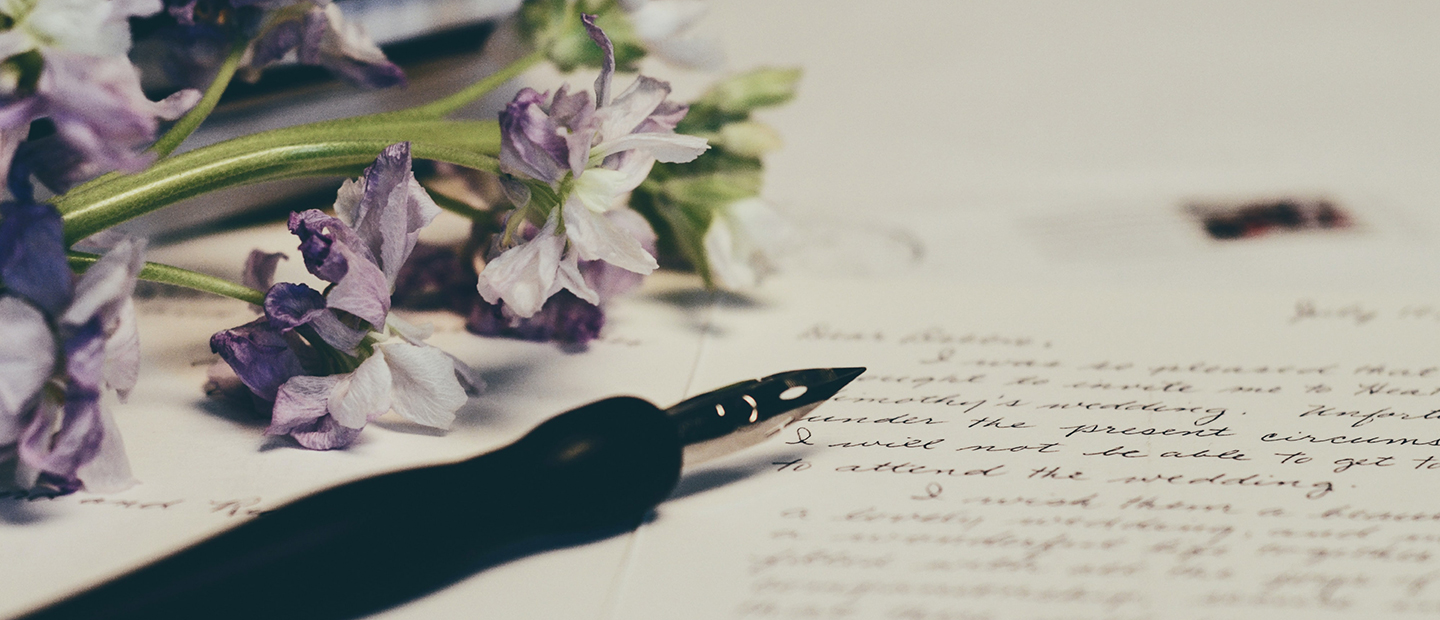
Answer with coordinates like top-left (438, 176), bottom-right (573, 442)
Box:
top-left (17, 367), bottom-right (864, 620)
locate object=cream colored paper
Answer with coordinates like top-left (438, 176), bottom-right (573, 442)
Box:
top-left (611, 277), bottom-right (1440, 619)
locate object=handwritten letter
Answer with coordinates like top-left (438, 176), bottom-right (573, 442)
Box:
top-left (614, 282), bottom-right (1440, 620)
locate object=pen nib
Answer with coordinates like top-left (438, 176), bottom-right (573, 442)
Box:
top-left (667, 367), bottom-right (865, 468)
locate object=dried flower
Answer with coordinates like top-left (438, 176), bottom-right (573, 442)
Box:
top-left (0, 182), bottom-right (142, 493)
top-left (210, 143), bottom-right (477, 450)
top-left (478, 15), bottom-right (706, 318)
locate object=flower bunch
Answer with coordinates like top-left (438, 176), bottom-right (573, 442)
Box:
top-left (475, 15), bottom-right (708, 322)
top-left (212, 143), bottom-right (478, 450)
top-left (0, 0), bottom-right (797, 491)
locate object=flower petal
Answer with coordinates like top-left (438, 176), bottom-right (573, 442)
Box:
top-left (591, 132), bottom-right (709, 164)
top-left (60, 237), bottom-right (144, 331)
top-left (380, 342), bottom-right (465, 429)
top-left (0, 200), bottom-right (74, 316)
top-left (0, 297), bottom-right (55, 420)
top-left (562, 198), bottom-right (659, 275)
top-left (268, 375), bottom-right (340, 435)
top-left (210, 318), bottom-right (306, 402)
top-left (74, 404), bottom-right (135, 493)
top-left (597, 76), bottom-right (671, 140)
top-left (581, 13), bottom-right (615, 108)
top-left (102, 298), bottom-right (140, 400)
top-left (348, 143), bottom-right (441, 288)
top-left (328, 352), bottom-right (391, 429)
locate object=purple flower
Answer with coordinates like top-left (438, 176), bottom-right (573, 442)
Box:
top-left (0, 196), bottom-right (143, 493)
top-left (0, 0), bottom-right (202, 190)
top-left (211, 143), bottom-right (477, 450)
top-left (480, 15), bottom-right (707, 318)
top-left (246, 1), bottom-right (405, 89)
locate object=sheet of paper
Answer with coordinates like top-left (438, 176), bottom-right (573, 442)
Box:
top-left (0, 225), bottom-right (712, 619)
top-left (610, 276), bottom-right (1440, 619)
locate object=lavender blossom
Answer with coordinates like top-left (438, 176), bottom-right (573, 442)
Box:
top-left (211, 143), bottom-right (476, 450)
top-left (246, 1), bottom-right (405, 89)
top-left (0, 1), bottom-right (201, 190)
top-left (479, 15), bottom-right (707, 319)
top-left (0, 193), bottom-right (142, 493)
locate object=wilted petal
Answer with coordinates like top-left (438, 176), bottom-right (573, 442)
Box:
top-left (347, 143), bottom-right (441, 288)
top-left (581, 13), bottom-right (615, 108)
top-left (102, 298), bottom-right (140, 400)
top-left (210, 319), bottom-right (306, 402)
top-left (263, 282), bottom-right (329, 332)
top-left (314, 2), bottom-right (406, 89)
top-left (499, 90), bottom-right (570, 185)
top-left (597, 76), bottom-right (671, 141)
top-left (18, 322), bottom-right (107, 486)
top-left (0, 200), bottom-right (74, 316)
top-left (581, 209), bottom-right (656, 301)
top-left (321, 243), bottom-right (389, 328)
top-left (328, 352), bottom-right (391, 429)
top-left (268, 374), bottom-right (338, 434)
top-left (562, 199), bottom-right (658, 275)
top-left (0, 297), bottom-right (55, 419)
top-left (290, 210), bottom-right (361, 282)
top-left (269, 375), bottom-right (363, 450)
top-left (386, 313), bottom-right (435, 345)
top-left (61, 237), bottom-right (144, 331)
top-left (241, 250), bottom-right (287, 292)
top-left (74, 405), bottom-right (135, 493)
top-left (477, 213), bottom-right (598, 318)
top-left (381, 342), bottom-right (465, 429)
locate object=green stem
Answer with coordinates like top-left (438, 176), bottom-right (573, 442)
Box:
top-left (405, 48), bottom-right (546, 118)
top-left (67, 252), bottom-right (265, 305)
top-left (59, 140), bottom-right (498, 243)
top-left (151, 38), bottom-right (248, 159)
top-left (58, 119), bottom-right (501, 208)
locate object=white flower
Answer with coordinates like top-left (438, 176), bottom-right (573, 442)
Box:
top-left (703, 198), bottom-right (789, 290)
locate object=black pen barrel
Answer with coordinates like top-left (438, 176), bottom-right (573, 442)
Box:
top-left (17, 396), bottom-right (683, 620)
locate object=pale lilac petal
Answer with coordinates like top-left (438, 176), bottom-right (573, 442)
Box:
top-left (19, 323), bottom-right (106, 486)
top-left (0, 200), bottom-right (74, 316)
top-left (446, 351), bottom-right (484, 395)
top-left (591, 132), bottom-right (708, 164)
top-left (289, 417), bottom-right (362, 450)
top-left (571, 168), bottom-right (632, 214)
top-left (74, 405), bottom-right (135, 493)
top-left (499, 90), bottom-right (570, 185)
top-left (348, 143), bottom-right (441, 287)
top-left (308, 311), bottom-right (369, 354)
top-left (332, 178), bottom-right (365, 228)
top-left (61, 237), bottom-right (144, 331)
top-left (581, 209), bottom-right (656, 301)
top-left (562, 198), bottom-right (659, 275)
top-left (477, 215), bottom-right (567, 318)
top-left (270, 375), bottom-right (364, 450)
top-left (597, 76), bottom-right (671, 140)
top-left (328, 353), bottom-right (391, 429)
top-left (704, 197), bottom-right (789, 290)
top-left (581, 13), bottom-right (615, 108)
top-left (322, 243), bottom-right (389, 328)
top-left (380, 342), bottom-right (465, 429)
top-left (268, 375), bottom-right (339, 434)
top-left (0, 297), bottom-right (55, 419)
top-left (102, 299), bottom-right (140, 400)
